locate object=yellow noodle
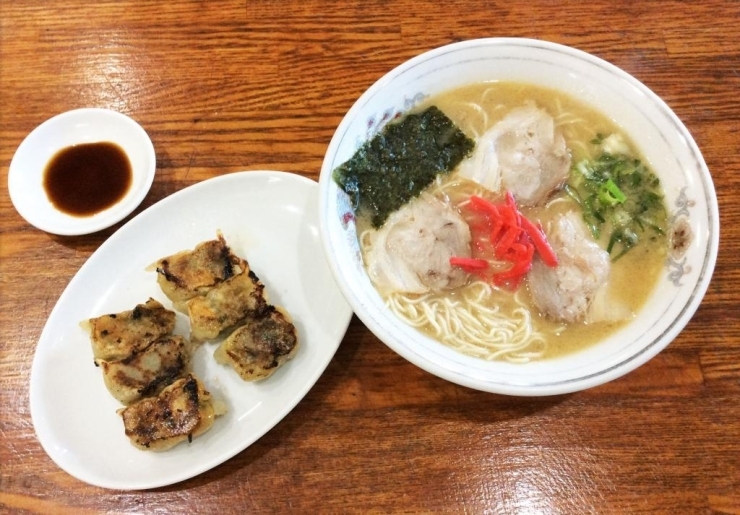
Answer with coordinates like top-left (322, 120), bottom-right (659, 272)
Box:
top-left (386, 280), bottom-right (548, 363)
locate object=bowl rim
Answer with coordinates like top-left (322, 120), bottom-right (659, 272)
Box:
top-left (8, 107), bottom-right (156, 236)
top-left (319, 37), bottom-right (719, 396)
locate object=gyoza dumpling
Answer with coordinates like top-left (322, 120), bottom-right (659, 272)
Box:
top-left (82, 298), bottom-right (176, 362)
top-left (152, 233), bottom-right (245, 310)
top-left (100, 334), bottom-right (191, 405)
top-left (186, 268), bottom-right (268, 341)
top-left (214, 305), bottom-right (298, 381)
top-left (118, 374), bottom-right (225, 451)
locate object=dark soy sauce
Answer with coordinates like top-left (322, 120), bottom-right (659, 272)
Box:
top-left (43, 142), bottom-right (133, 217)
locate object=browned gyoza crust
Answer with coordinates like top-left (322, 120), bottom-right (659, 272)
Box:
top-left (152, 232), bottom-right (272, 342)
top-left (118, 374), bottom-right (221, 451)
top-left (100, 334), bottom-right (191, 405)
top-left (153, 233), bottom-right (245, 309)
top-left (214, 305), bottom-right (298, 381)
top-left (187, 268), bottom-right (268, 341)
top-left (84, 298), bottom-right (176, 362)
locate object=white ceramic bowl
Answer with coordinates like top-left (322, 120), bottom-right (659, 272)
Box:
top-left (8, 108), bottom-right (156, 236)
top-left (318, 38), bottom-right (719, 396)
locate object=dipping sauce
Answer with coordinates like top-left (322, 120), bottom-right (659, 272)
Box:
top-left (43, 142), bottom-right (132, 217)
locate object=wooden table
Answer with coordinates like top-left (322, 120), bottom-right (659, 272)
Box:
top-left (2, 1), bottom-right (739, 513)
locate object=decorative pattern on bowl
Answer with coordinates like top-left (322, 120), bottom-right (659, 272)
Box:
top-left (667, 187), bottom-right (695, 286)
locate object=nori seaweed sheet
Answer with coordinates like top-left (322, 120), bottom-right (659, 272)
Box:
top-left (332, 106), bottom-right (475, 228)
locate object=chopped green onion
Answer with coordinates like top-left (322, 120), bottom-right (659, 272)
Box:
top-left (565, 134), bottom-right (668, 260)
top-left (598, 179), bottom-right (627, 206)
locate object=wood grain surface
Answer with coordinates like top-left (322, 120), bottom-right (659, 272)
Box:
top-left (1, 1), bottom-right (739, 513)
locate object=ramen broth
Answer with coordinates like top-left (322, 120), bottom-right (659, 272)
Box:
top-left (357, 81), bottom-right (668, 361)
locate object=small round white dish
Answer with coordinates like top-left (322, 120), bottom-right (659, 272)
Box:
top-left (30, 171), bottom-right (352, 490)
top-left (318, 38), bottom-right (719, 396)
top-left (8, 108), bottom-right (156, 235)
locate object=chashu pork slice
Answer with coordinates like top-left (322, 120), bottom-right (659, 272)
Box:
top-left (100, 334), bottom-right (191, 405)
top-left (187, 268), bottom-right (268, 342)
top-left (152, 233), bottom-right (246, 311)
top-left (214, 305), bottom-right (298, 381)
top-left (83, 298), bottom-right (176, 362)
top-left (118, 374), bottom-right (225, 451)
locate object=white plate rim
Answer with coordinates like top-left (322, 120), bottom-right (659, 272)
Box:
top-left (29, 170), bottom-right (353, 489)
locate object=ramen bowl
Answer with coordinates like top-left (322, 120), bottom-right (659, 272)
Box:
top-left (318, 38), bottom-right (718, 396)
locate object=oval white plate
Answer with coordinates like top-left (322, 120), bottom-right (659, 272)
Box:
top-left (30, 171), bottom-right (353, 490)
top-left (8, 108), bottom-right (156, 235)
top-left (319, 38), bottom-right (719, 396)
